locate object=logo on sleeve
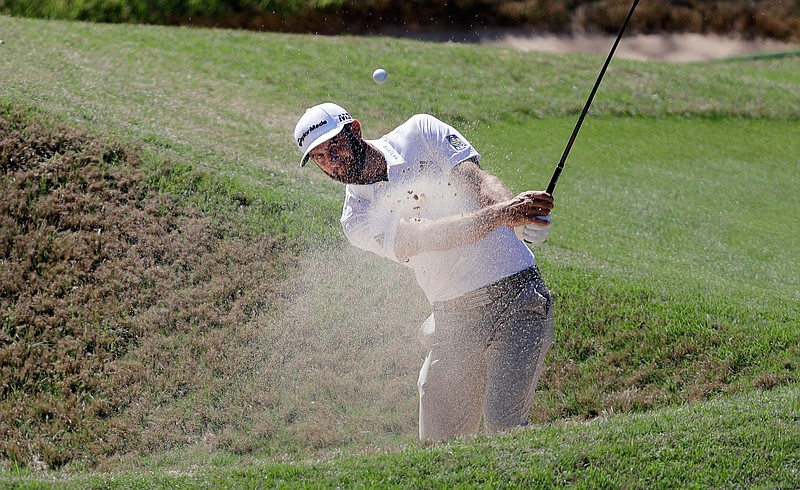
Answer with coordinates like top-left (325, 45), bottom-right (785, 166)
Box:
top-left (445, 134), bottom-right (468, 151)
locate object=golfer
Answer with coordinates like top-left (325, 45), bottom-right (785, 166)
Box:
top-left (293, 102), bottom-right (555, 441)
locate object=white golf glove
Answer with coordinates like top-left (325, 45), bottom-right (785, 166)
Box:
top-left (515, 214), bottom-right (552, 245)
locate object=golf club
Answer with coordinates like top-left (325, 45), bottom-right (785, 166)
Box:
top-left (546, 0), bottom-right (640, 194)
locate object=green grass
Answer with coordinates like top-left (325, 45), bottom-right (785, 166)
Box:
top-left (478, 117), bottom-right (800, 302)
top-left (5, 384), bottom-right (799, 488)
top-left (1, 13), bottom-right (799, 487)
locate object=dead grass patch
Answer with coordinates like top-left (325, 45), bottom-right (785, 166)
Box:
top-left (0, 108), bottom-right (290, 469)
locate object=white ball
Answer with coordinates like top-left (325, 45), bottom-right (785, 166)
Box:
top-left (372, 68), bottom-right (387, 84)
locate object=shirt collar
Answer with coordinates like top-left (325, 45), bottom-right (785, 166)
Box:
top-left (368, 139), bottom-right (407, 182)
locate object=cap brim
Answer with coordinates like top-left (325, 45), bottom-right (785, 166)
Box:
top-left (299, 125), bottom-right (346, 167)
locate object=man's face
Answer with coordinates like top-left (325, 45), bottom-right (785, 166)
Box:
top-left (308, 126), bottom-right (366, 184)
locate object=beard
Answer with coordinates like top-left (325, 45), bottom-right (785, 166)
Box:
top-left (321, 130), bottom-right (369, 184)
top-left (342, 129), bottom-right (368, 182)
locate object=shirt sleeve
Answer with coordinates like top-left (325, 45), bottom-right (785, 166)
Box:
top-left (413, 114), bottom-right (481, 171)
top-left (340, 185), bottom-right (402, 264)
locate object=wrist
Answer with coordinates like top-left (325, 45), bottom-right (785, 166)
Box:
top-left (481, 203), bottom-right (507, 230)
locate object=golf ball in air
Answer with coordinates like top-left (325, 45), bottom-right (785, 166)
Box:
top-left (372, 68), bottom-right (388, 84)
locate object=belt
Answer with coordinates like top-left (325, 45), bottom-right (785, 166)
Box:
top-left (433, 266), bottom-right (542, 312)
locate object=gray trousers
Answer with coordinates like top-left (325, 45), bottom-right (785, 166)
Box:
top-left (417, 266), bottom-right (554, 441)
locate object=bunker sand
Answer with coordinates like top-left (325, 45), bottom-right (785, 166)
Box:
top-left (381, 28), bottom-right (800, 62)
top-left (489, 32), bottom-right (800, 62)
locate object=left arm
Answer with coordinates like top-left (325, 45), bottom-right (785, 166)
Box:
top-left (393, 159), bottom-right (553, 260)
top-left (453, 158), bottom-right (514, 205)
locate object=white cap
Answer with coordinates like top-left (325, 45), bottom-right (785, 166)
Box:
top-left (293, 102), bottom-right (353, 166)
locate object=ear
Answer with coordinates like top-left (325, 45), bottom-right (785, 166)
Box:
top-left (350, 119), bottom-right (362, 137)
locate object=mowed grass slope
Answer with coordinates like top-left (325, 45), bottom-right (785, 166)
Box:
top-left (39, 384), bottom-right (800, 488)
top-left (1, 14), bottom-right (799, 486)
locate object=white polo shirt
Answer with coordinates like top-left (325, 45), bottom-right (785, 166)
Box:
top-left (341, 114), bottom-right (535, 303)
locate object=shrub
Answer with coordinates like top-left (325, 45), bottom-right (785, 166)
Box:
top-left (1, 0), bottom-right (799, 40)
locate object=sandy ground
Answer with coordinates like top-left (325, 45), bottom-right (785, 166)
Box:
top-left (487, 32), bottom-right (800, 62)
top-left (380, 27), bottom-right (799, 62)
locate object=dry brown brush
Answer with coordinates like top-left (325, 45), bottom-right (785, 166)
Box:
top-left (4, 1), bottom-right (799, 41)
top-left (574, 0), bottom-right (800, 41)
top-left (0, 109), bottom-right (289, 469)
top-left (189, 0), bottom-right (800, 42)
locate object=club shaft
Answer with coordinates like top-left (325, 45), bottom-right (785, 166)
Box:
top-left (546, 0), bottom-right (639, 194)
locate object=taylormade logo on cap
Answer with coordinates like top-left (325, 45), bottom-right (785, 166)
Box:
top-left (293, 103), bottom-right (353, 166)
top-left (297, 119), bottom-right (328, 149)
